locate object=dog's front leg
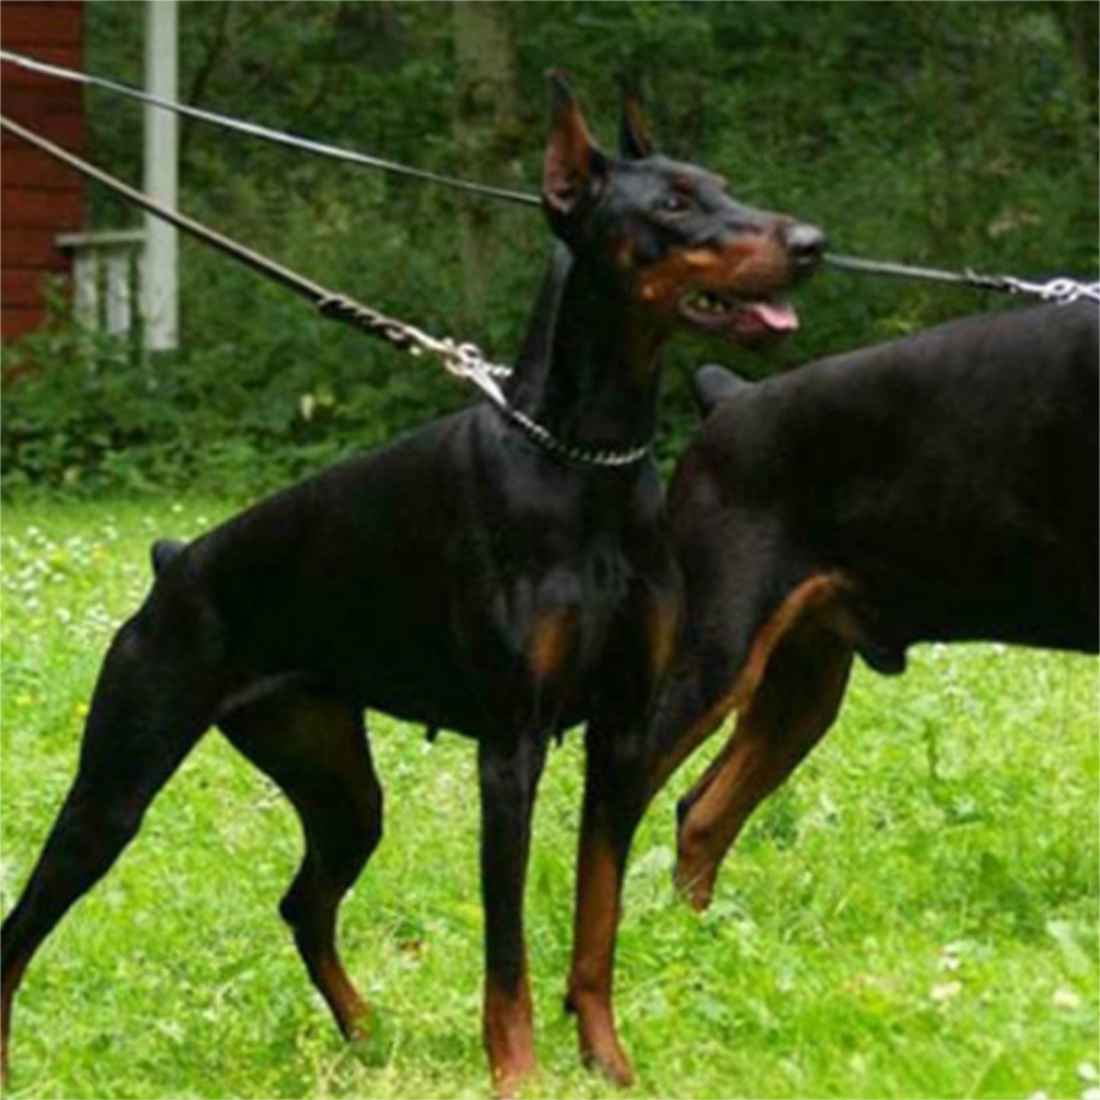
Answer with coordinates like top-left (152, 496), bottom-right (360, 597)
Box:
top-left (566, 722), bottom-right (649, 1087)
top-left (478, 733), bottom-right (550, 1098)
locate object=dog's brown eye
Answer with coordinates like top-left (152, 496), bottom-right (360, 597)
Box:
top-left (657, 195), bottom-right (690, 214)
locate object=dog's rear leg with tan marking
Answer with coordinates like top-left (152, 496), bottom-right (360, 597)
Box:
top-left (218, 690), bottom-right (382, 1041)
top-left (673, 578), bottom-right (856, 910)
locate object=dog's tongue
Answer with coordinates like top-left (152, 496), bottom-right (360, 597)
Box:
top-left (744, 299), bottom-right (799, 333)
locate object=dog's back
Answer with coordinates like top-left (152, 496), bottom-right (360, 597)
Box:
top-left (679, 301), bottom-right (1099, 655)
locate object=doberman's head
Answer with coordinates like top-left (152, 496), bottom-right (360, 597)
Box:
top-left (542, 72), bottom-right (824, 346)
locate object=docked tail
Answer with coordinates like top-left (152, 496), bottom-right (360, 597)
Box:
top-left (151, 538), bottom-right (186, 576)
top-left (691, 365), bottom-right (751, 418)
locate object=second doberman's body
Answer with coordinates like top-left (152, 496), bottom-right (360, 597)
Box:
top-left (1, 78), bottom-right (822, 1093)
top-left (648, 301), bottom-right (1098, 908)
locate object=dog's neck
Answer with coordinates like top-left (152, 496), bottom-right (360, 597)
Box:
top-left (506, 242), bottom-right (667, 457)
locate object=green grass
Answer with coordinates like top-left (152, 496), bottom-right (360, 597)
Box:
top-left (2, 498), bottom-right (1097, 1100)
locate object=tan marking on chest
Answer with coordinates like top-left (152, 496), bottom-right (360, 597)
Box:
top-left (529, 608), bottom-right (580, 684)
top-left (646, 599), bottom-right (682, 678)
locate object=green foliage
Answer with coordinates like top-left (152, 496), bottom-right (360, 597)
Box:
top-left (2, 2), bottom-right (1096, 497)
top-left (2, 499), bottom-right (1097, 1097)
top-left (2, 309), bottom-right (173, 497)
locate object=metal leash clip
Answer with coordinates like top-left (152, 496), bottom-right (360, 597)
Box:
top-left (962, 272), bottom-right (1100, 305)
top-left (318, 294), bottom-right (513, 379)
top-left (1003, 276), bottom-right (1100, 305)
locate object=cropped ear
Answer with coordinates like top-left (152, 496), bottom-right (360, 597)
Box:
top-left (616, 72), bottom-right (655, 160)
top-left (542, 70), bottom-right (608, 227)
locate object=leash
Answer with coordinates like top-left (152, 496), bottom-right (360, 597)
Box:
top-left (0, 48), bottom-right (538, 209)
top-left (824, 253), bottom-right (1100, 305)
top-left (0, 114), bottom-right (647, 469)
top-left (5, 47), bottom-right (1096, 306)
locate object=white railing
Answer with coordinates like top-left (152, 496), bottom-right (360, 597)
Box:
top-left (55, 229), bottom-right (145, 337)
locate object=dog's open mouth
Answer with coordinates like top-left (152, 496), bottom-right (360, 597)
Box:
top-left (679, 290), bottom-right (799, 343)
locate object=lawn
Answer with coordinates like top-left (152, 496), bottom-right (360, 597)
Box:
top-left (2, 498), bottom-right (1097, 1100)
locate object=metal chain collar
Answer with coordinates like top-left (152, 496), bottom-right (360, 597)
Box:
top-left (316, 295), bottom-right (651, 469)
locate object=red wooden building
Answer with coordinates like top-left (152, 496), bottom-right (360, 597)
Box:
top-left (1, 1), bottom-right (86, 342)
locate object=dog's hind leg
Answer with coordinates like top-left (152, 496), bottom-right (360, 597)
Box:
top-left (1, 608), bottom-right (221, 1079)
top-left (674, 626), bottom-right (853, 911)
top-left (218, 689), bottom-right (382, 1041)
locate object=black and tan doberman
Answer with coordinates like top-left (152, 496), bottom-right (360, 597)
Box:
top-left (646, 301), bottom-right (1098, 911)
top-left (0, 76), bottom-right (822, 1093)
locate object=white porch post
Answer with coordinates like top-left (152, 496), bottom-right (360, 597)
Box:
top-left (142, 0), bottom-right (179, 351)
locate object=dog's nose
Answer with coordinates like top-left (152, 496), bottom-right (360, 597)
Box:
top-left (785, 222), bottom-right (826, 267)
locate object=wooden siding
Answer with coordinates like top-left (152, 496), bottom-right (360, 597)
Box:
top-left (1, 1), bottom-right (85, 342)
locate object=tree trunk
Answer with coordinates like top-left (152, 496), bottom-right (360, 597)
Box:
top-left (452, 2), bottom-right (520, 320)
top-left (1048, 1), bottom-right (1098, 126)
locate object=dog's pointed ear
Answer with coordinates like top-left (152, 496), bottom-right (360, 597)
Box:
top-left (617, 72), bottom-right (655, 160)
top-left (543, 70), bottom-right (607, 224)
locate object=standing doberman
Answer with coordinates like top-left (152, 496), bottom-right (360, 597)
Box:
top-left (644, 301), bottom-right (1098, 911)
top-left (0, 76), bottom-right (823, 1093)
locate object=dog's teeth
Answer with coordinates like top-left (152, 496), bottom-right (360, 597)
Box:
top-left (687, 291), bottom-right (734, 315)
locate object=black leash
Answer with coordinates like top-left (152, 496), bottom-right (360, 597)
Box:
top-left (1, 114), bottom-right (650, 469)
top-left (0, 48), bottom-right (538, 208)
top-left (0, 116), bottom-right (435, 351)
top-left (4, 46), bottom-right (1097, 304)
